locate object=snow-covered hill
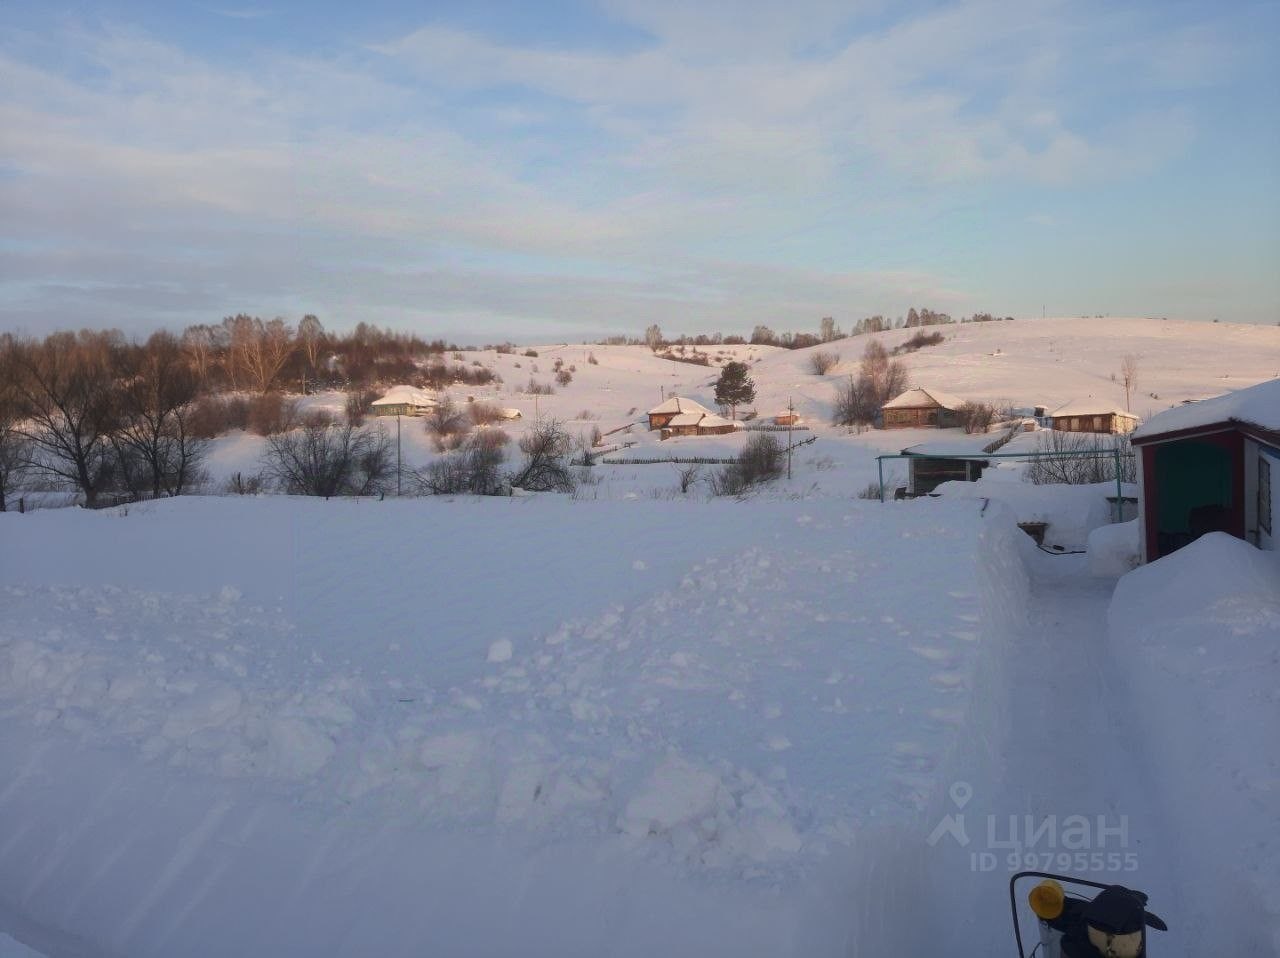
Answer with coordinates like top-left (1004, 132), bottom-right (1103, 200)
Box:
top-left (1, 317), bottom-right (1278, 957)
top-left (748, 316), bottom-right (1280, 425)
top-left (195, 316), bottom-right (1279, 497)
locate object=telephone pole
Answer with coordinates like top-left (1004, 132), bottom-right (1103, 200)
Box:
top-left (786, 395), bottom-right (794, 481)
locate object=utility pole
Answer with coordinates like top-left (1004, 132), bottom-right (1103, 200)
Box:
top-left (786, 395), bottom-right (794, 481)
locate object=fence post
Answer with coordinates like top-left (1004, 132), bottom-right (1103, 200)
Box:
top-left (877, 457), bottom-right (885, 503)
top-left (1114, 445), bottom-right (1123, 523)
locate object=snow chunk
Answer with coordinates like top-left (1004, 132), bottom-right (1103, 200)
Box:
top-left (620, 756), bottom-right (729, 838)
top-left (1087, 519), bottom-right (1139, 576)
top-left (161, 684), bottom-right (243, 740)
top-left (487, 639), bottom-right (513, 663)
top-left (265, 717), bottom-right (334, 778)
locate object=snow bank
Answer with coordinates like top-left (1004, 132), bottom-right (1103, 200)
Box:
top-left (1087, 518), bottom-right (1140, 576)
top-left (934, 477), bottom-right (1129, 550)
top-left (1108, 534), bottom-right (1280, 953)
top-left (0, 495), bottom-right (1036, 956)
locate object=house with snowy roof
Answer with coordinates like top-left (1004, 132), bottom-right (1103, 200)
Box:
top-left (881, 388), bottom-right (966, 429)
top-left (646, 397), bottom-right (740, 438)
top-left (1047, 399), bottom-right (1139, 435)
top-left (370, 385), bottom-right (437, 417)
top-left (1130, 378), bottom-right (1280, 562)
top-left (647, 397), bottom-right (712, 431)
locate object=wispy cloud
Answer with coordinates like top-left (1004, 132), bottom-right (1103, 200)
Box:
top-left (202, 6), bottom-right (272, 20)
top-left (0, 1), bottom-right (1272, 336)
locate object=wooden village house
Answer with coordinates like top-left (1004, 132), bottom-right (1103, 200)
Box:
top-left (881, 388), bottom-right (966, 429)
top-left (647, 397), bottom-right (739, 438)
top-left (371, 386), bottom-right (438, 417)
top-left (1048, 399), bottom-right (1139, 435)
top-left (647, 397), bottom-right (712, 431)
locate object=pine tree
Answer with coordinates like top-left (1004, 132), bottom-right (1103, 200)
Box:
top-left (714, 361), bottom-right (756, 420)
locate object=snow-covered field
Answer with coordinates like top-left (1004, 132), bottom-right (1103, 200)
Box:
top-left (2, 317), bottom-right (1278, 956)
top-left (2, 495), bottom-right (1033, 956)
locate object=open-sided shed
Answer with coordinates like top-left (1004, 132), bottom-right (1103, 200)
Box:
top-left (1130, 378), bottom-right (1280, 562)
top-left (900, 436), bottom-right (993, 494)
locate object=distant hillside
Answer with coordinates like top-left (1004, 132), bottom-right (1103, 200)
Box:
top-left (749, 317), bottom-right (1280, 423)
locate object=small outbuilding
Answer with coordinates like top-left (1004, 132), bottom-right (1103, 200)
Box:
top-left (898, 430), bottom-right (1023, 495)
top-left (774, 411), bottom-right (801, 426)
top-left (696, 414), bottom-right (739, 436)
top-left (1130, 379), bottom-right (1279, 562)
top-left (1048, 399), bottom-right (1139, 435)
top-left (882, 388), bottom-right (966, 429)
top-left (647, 397), bottom-right (712, 431)
top-left (664, 411), bottom-right (706, 437)
top-left (371, 385), bottom-right (438, 417)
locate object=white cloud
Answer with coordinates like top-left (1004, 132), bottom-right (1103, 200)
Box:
top-left (0, 1), bottom-right (1254, 336)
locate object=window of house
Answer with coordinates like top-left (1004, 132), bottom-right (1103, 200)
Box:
top-left (1261, 456), bottom-right (1273, 535)
top-left (1094, 416), bottom-right (1105, 431)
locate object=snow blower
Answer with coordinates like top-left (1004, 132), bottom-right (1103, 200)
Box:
top-left (1010, 871), bottom-right (1167, 957)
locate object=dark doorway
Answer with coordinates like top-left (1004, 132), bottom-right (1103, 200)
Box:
top-left (1153, 439), bottom-right (1239, 557)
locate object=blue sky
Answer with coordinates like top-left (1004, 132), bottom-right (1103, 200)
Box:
top-left (1, 0), bottom-right (1277, 341)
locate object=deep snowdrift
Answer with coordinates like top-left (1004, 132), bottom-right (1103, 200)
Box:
top-left (0, 495), bottom-right (1030, 957)
top-left (1109, 534), bottom-right (1280, 954)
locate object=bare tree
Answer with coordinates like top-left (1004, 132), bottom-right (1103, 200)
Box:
top-left (418, 431), bottom-right (508, 495)
top-left (508, 419), bottom-right (575, 492)
top-left (833, 374), bottom-right (876, 426)
top-left (5, 331), bottom-right (122, 507)
top-left (674, 463), bottom-right (701, 493)
top-left (112, 331), bottom-right (208, 497)
top-left (644, 324), bottom-right (663, 351)
top-left (297, 314), bottom-right (325, 382)
top-left (859, 340), bottom-right (908, 406)
top-left (181, 323), bottom-right (222, 388)
top-left (425, 397), bottom-right (471, 451)
top-left (1025, 431), bottom-right (1136, 485)
top-left (0, 349), bottom-right (32, 511)
top-left (0, 428), bottom-right (32, 512)
top-left (710, 432), bottom-right (783, 496)
top-left (1120, 355), bottom-right (1139, 412)
top-left (260, 423), bottom-right (393, 496)
top-left (957, 401), bottom-right (997, 434)
top-left (223, 315), bottom-right (295, 394)
top-left (808, 350), bottom-right (840, 375)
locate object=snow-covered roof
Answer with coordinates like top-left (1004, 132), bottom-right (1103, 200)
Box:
top-left (1048, 398), bottom-right (1137, 420)
top-left (667, 412), bottom-right (705, 427)
top-left (371, 385), bottom-right (437, 408)
top-left (698, 414), bottom-right (738, 430)
top-left (648, 396), bottom-right (711, 416)
top-left (882, 387), bottom-right (966, 411)
top-left (901, 434), bottom-right (1001, 457)
top-left (1132, 378), bottom-right (1280, 441)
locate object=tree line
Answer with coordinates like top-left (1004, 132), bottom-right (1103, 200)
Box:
top-left (631, 309), bottom-right (1013, 352)
top-left (0, 315), bottom-right (482, 510)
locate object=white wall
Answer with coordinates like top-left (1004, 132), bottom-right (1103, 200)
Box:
top-left (1245, 439), bottom-right (1278, 551)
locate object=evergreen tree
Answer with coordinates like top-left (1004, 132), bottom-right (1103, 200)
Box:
top-left (714, 361), bottom-right (756, 420)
